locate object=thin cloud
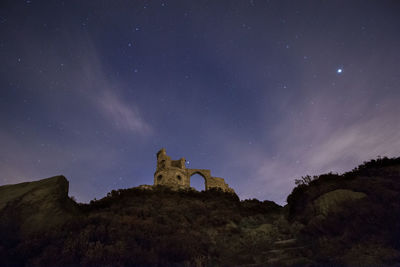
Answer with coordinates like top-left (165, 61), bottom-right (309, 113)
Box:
top-left (217, 79), bottom-right (400, 204)
top-left (71, 41), bottom-right (153, 136)
top-left (252, 98), bottom-right (400, 204)
top-left (97, 90), bottom-right (152, 135)
top-left (15, 31), bottom-right (153, 137)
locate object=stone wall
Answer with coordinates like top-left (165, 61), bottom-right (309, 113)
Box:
top-left (153, 148), bottom-right (235, 193)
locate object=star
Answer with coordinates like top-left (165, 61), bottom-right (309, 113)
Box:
top-left (337, 68), bottom-right (343, 74)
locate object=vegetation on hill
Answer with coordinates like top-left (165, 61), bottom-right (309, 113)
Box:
top-left (1, 187), bottom-right (287, 266)
top-left (0, 157), bottom-right (399, 266)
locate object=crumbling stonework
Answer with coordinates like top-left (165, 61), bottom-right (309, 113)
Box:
top-left (154, 148), bottom-right (235, 193)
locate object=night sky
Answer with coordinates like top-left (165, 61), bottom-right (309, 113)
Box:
top-left (1, 1), bottom-right (400, 204)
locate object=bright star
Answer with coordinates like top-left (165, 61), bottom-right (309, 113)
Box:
top-left (337, 68), bottom-right (343, 74)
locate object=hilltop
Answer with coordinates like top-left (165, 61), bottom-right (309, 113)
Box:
top-left (0, 157), bottom-right (400, 266)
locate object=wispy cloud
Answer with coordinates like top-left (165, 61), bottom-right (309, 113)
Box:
top-left (69, 41), bottom-right (153, 136)
top-left (15, 32), bottom-right (153, 137)
top-left (251, 106), bottom-right (400, 204)
top-left (96, 90), bottom-right (152, 135)
top-left (0, 32), bottom-right (153, 201)
top-left (220, 78), bottom-right (400, 204)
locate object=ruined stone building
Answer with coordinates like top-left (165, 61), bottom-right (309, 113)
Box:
top-left (153, 148), bottom-right (235, 193)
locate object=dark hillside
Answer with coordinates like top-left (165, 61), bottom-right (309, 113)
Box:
top-left (1, 186), bottom-right (287, 267)
top-left (1, 157), bottom-right (400, 266)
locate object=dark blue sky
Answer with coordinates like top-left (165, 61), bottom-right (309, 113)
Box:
top-left (1, 0), bottom-right (399, 204)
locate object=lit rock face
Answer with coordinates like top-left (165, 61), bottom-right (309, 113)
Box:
top-left (0, 175), bottom-right (75, 235)
top-left (313, 189), bottom-right (367, 216)
top-left (154, 148), bottom-right (235, 193)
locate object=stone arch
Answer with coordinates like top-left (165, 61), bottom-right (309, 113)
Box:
top-left (187, 169), bottom-right (211, 190)
top-left (189, 172), bottom-right (207, 191)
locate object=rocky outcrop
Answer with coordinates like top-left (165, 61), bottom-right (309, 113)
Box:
top-left (285, 157), bottom-right (400, 266)
top-left (0, 175), bottom-right (75, 235)
top-left (313, 189), bottom-right (367, 216)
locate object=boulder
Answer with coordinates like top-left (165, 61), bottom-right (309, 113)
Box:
top-left (313, 189), bottom-right (367, 216)
top-left (0, 175), bottom-right (75, 235)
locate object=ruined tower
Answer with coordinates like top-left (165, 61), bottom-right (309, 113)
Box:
top-left (154, 148), bottom-right (188, 187)
top-left (154, 148), bottom-right (235, 193)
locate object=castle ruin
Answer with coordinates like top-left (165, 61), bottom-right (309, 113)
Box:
top-left (153, 148), bottom-right (235, 193)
